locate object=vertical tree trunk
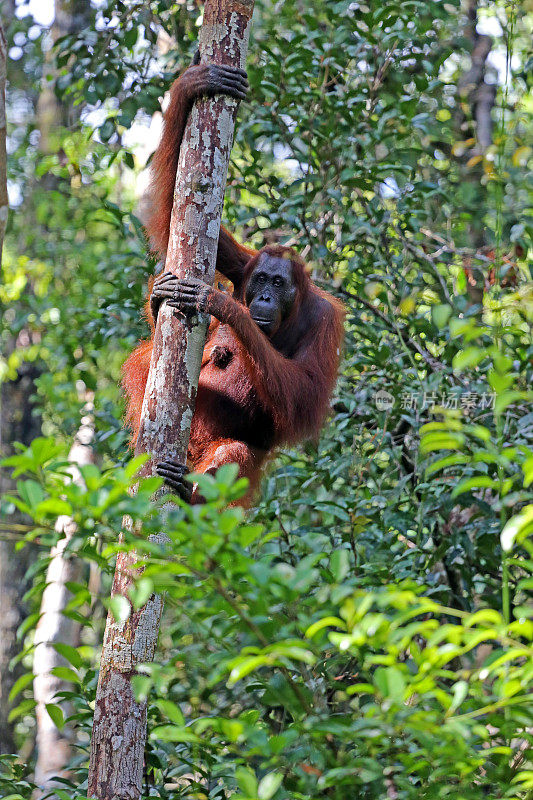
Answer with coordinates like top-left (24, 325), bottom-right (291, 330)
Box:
top-left (0, 18), bottom-right (37, 755)
top-left (30, 0), bottom-right (94, 778)
top-left (0, 0), bottom-right (92, 757)
top-left (33, 403), bottom-right (94, 796)
top-left (0, 21), bottom-right (7, 264)
top-left (88, 2), bottom-right (255, 798)
top-left (454, 0), bottom-right (496, 253)
top-left (0, 362), bottom-right (42, 754)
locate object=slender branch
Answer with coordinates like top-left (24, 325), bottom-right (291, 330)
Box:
top-left (341, 287), bottom-right (452, 376)
top-left (211, 578), bottom-right (315, 714)
top-left (394, 226), bottom-right (455, 306)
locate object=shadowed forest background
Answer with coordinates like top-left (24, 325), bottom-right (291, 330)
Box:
top-left (0, 0), bottom-right (532, 798)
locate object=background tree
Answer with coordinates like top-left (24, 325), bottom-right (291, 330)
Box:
top-left (0, 0), bottom-right (531, 797)
top-left (0, 19), bottom-right (7, 264)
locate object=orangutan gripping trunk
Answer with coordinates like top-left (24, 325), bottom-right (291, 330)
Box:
top-left (122, 61), bottom-right (345, 505)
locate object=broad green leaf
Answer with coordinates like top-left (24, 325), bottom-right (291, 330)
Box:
top-left (107, 595), bottom-right (131, 624)
top-left (431, 304), bottom-right (452, 329)
top-left (51, 643), bottom-right (83, 669)
top-left (17, 480), bottom-right (45, 509)
top-left (448, 680), bottom-right (468, 714)
top-left (501, 505), bottom-right (533, 552)
top-left (451, 476), bottom-right (498, 498)
top-left (306, 616), bottom-right (344, 638)
top-left (420, 432), bottom-right (465, 454)
top-left (45, 703), bottom-right (65, 730)
top-left (235, 767), bottom-right (258, 796)
top-left (452, 347), bottom-right (485, 371)
top-left (373, 666), bottom-right (405, 700)
top-left (216, 463), bottom-right (239, 486)
top-left (156, 699), bottom-right (185, 726)
top-left (425, 453), bottom-right (469, 476)
top-left (129, 577), bottom-right (154, 610)
top-left (8, 672), bottom-right (34, 703)
top-left (150, 725), bottom-right (200, 743)
top-left (330, 549), bottom-right (350, 582)
top-left (35, 498), bottom-right (73, 517)
top-left (50, 666), bottom-right (80, 684)
top-left (258, 772), bottom-right (283, 800)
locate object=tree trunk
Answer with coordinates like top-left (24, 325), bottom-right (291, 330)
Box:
top-left (0, 16), bottom-right (37, 756)
top-left (0, 363), bottom-right (42, 754)
top-left (0, 0), bottom-right (92, 759)
top-left (88, 2), bottom-right (255, 797)
top-left (38, 0), bottom-right (93, 157)
top-left (31, 0), bottom-right (95, 780)
top-left (455, 0), bottom-right (496, 251)
top-left (0, 21), bottom-right (7, 264)
top-left (33, 403), bottom-right (94, 796)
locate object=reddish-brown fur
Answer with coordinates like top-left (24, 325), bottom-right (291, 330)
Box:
top-left (122, 67), bottom-right (345, 504)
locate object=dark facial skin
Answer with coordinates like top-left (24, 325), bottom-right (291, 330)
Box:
top-left (245, 255), bottom-right (297, 337)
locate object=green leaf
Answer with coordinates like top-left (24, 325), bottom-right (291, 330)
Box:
top-left (452, 347), bottom-right (485, 371)
top-left (373, 667), bottom-right (405, 700)
top-left (465, 424), bottom-right (491, 443)
top-left (258, 772), bottom-right (283, 799)
top-left (17, 612), bottom-right (41, 641)
top-left (35, 498), bottom-right (73, 517)
top-left (17, 480), bottom-right (45, 509)
top-left (50, 666), bottom-right (80, 684)
top-left (8, 698), bottom-right (37, 722)
top-left (51, 642), bottom-right (82, 669)
top-left (425, 453), bottom-right (470, 476)
top-left (100, 118), bottom-right (116, 142)
top-left (431, 304), bottom-right (452, 329)
top-left (451, 476), bottom-right (498, 498)
top-left (216, 463), bottom-right (239, 486)
top-left (191, 472), bottom-right (220, 501)
top-left (107, 595), bottom-right (131, 624)
top-left (235, 767), bottom-right (258, 796)
top-left (346, 683), bottom-right (375, 695)
top-left (45, 703), bottom-right (65, 730)
top-left (494, 391), bottom-right (531, 417)
top-left (228, 655), bottom-right (272, 686)
top-left (523, 456), bottom-right (533, 488)
top-left (448, 680), bottom-right (468, 714)
top-left (131, 674), bottom-right (152, 703)
top-left (129, 577), bottom-right (154, 610)
top-left (156, 699), bottom-right (185, 726)
top-left (501, 505), bottom-right (533, 552)
top-left (420, 432), bottom-right (465, 454)
top-left (330, 549), bottom-right (350, 582)
top-left (8, 672), bottom-right (34, 703)
top-left (124, 453), bottom-right (150, 480)
top-left (150, 725), bottom-right (200, 743)
top-left (306, 616), bottom-right (344, 638)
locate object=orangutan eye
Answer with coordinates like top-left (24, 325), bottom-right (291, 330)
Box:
top-left (273, 276), bottom-right (284, 287)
